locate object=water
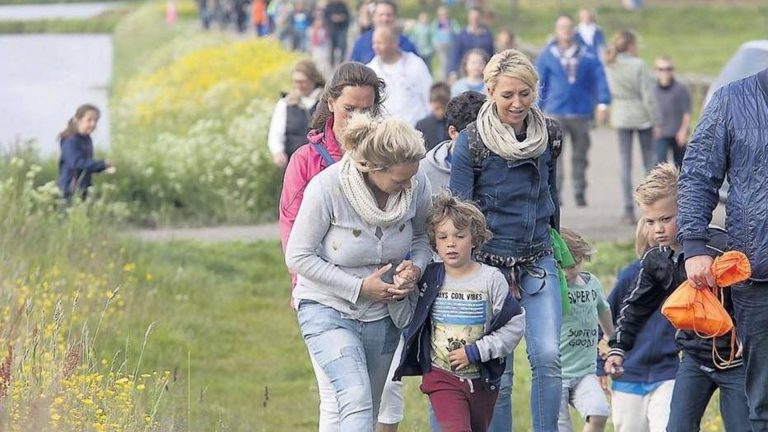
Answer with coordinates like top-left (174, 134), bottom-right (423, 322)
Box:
top-left (0, 2), bottom-right (123, 21)
top-left (0, 34), bottom-right (112, 155)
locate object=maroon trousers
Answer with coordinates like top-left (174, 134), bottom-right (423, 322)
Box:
top-left (421, 367), bottom-right (499, 432)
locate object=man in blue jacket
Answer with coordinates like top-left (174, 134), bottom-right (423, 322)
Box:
top-left (678, 67), bottom-right (768, 432)
top-left (349, 0), bottom-right (417, 64)
top-left (536, 14), bottom-right (610, 208)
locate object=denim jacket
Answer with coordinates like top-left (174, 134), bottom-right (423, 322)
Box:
top-left (449, 122), bottom-right (559, 258)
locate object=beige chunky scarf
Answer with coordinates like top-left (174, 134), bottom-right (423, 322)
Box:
top-left (338, 154), bottom-right (415, 228)
top-left (476, 100), bottom-right (549, 161)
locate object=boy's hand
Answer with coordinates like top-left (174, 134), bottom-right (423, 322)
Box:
top-left (449, 347), bottom-right (470, 371)
top-left (390, 261), bottom-right (420, 298)
top-left (685, 255), bottom-right (715, 289)
top-left (508, 280), bottom-right (521, 300)
top-left (604, 355), bottom-right (624, 378)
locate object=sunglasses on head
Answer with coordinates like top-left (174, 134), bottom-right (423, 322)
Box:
top-left (656, 66), bottom-right (674, 72)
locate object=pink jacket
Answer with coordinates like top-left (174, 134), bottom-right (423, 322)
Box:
top-left (279, 118), bottom-right (343, 287)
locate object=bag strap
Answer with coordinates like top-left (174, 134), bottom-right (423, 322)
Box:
top-left (711, 286), bottom-right (738, 369)
top-left (312, 142), bottom-right (337, 167)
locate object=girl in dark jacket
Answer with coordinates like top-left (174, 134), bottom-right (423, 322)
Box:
top-left (56, 104), bottom-right (113, 202)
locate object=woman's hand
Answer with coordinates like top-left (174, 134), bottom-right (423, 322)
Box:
top-left (361, 264), bottom-right (398, 303)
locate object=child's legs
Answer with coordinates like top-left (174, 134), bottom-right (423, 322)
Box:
top-left (520, 255), bottom-right (563, 431)
top-left (421, 369), bottom-right (473, 432)
top-left (298, 301), bottom-right (375, 430)
top-left (377, 335), bottom-right (405, 426)
top-left (308, 352), bottom-right (341, 431)
top-left (570, 375), bottom-right (609, 432)
top-left (487, 354), bottom-right (514, 432)
top-left (467, 382), bottom-right (500, 432)
top-left (360, 317), bottom-right (401, 424)
top-left (611, 390), bottom-right (650, 432)
top-left (558, 379), bottom-right (575, 432)
top-left (666, 355), bottom-right (716, 432)
top-left (646, 380), bottom-right (675, 432)
top-left (713, 363), bottom-right (751, 432)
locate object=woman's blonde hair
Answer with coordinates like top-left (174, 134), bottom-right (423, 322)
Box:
top-left (634, 162), bottom-right (679, 207)
top-left (341, 112), bottom-right (425, 171)
top-left (483, 49), bottom-right (539, 102)
top-left (633, 218), bottom-right (657, 258)
top-left (605, 29), bottom-right (638, 65)
top-left (426, 192), bottom-right (492, 249)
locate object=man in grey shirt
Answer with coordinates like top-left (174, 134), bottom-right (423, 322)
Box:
top-left (652, 55), bottom-right (691, 167)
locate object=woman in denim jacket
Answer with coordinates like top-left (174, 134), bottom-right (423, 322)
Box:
top-left (450, 49), bottom-right (563, 431)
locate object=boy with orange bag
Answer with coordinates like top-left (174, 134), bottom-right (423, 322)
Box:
top-left (604, 163), bottom-right (749, 431)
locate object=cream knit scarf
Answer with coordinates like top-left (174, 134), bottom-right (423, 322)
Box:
top-left (338, 154), bottom-right (415, 228)
top-left (476, 100), bottom-right (549, 161)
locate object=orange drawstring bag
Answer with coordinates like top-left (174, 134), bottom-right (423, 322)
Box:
top-left (661, 251), bottom-right (751, 338)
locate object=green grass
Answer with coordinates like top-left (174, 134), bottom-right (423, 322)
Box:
top-left (105, 238), bottom-right (730, 431)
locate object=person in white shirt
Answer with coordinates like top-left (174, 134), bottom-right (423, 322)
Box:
top-left (267, 60), bottom-right (326, 168)
top-left (367, 26), bottom-right (432, 127)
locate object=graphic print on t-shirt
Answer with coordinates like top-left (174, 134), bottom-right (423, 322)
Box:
top-left (431, 287), bottom-right (488, 377)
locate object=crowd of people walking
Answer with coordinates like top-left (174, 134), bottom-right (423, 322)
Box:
top-left (234, 0), bottom-right (768, 431)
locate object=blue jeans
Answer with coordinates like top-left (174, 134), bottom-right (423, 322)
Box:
top-left (654, 136), bottom-right (685, 167)
top-left (297, 300), bottom-right (401, 432)
top-left (666, 354), bottom-right (750, 432)
top-left (519, 254), bottom-right (563, 431)
top-left (428, 354), bottom-right (514, 431)
top-left (617, 127), bottom-right (655, 215)
top-left (732, 281), bottom-right (768, 431)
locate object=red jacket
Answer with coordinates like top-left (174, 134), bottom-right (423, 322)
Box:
top-left (279, 118), bottom-right (343, 287)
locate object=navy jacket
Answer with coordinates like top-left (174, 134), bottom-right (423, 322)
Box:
top-left (393, 263), bottom-right (523, 389)
top-left (449, 122), bottom-right (559, 258)
top-left (57, 134), bottom-right (107, 200)
top-left (597, 260), bottom-right (679, 383)
top-left (536, 42), bottom-right (611, 117)
top-left (349, 30), bottom-right (418, 64)
top-left (609, 229), bottom-right (742, 369)
top-left (449, 27), bottom-right (494, 76)
top-left (678, 68), bottom-right (768, 280)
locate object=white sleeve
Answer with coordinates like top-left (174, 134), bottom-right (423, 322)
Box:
top-left (267, 99), bottom-right (288, 156)
top-left (475, 270), bottom-right (526, 362)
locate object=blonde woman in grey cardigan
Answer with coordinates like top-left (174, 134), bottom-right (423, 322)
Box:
top-left (286, 113), bottom-right (432, 431)
top-left (605, 30), bottom-right (660, 224)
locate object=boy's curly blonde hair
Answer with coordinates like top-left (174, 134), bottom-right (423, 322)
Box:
top-left (426, 192), bottom-right (492, 249)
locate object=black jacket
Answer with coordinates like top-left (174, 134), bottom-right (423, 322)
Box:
top-left (392, 263), bottom-right (523, 389)
top-left (609, 228), bottom-right (742, 369)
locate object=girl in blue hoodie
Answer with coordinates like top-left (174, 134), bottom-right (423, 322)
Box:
top-left (56, 104), bottom-right (113, 202)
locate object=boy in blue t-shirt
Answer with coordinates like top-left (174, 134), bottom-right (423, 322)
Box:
top-left (558, 227), bottom-right (614, 432)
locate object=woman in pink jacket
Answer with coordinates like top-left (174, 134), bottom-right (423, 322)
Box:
top-left (279, 62), bottom-right (386, 258)
top-left (280, 62), bottom-right (397, 431)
